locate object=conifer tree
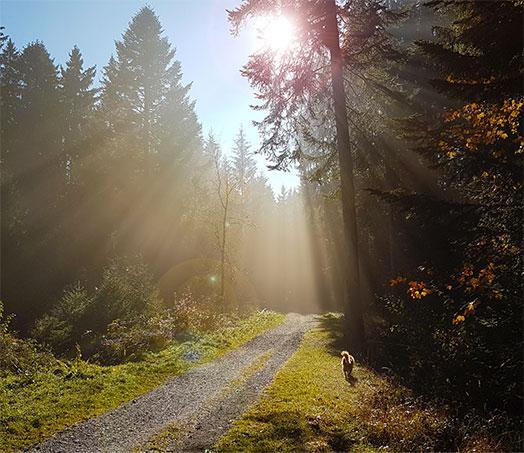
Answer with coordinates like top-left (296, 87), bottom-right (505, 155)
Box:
top-left (97, 6), bottom-right (202, 266)
top-left (231, 126), bottom-right (257, 200)
top-left (100, 6), bottom-right (199, 159)
top-left (9, 42), bottom-right (61, 188)
top-left (60, 45), bottom-right (96, 183)
top-left (0, 39), bottom-right (20, 144)
top-left (228, 0), bottom-right (403, 354)
top-left (1, 42), bottom-right (63, 324)
top-left (0, 38), bottom-right (23, 316)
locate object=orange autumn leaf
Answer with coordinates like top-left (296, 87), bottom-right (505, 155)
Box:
top-left (407, 281), bottom-right (431, 299)
top-left (388, 276), bottom-right (407, 287)
top-left (453, 315), bottom-right (466, 325)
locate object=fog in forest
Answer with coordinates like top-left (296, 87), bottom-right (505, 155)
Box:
top-left (1, 0), bottom-right (522, 449)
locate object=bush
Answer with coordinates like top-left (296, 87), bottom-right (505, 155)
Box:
top-left (96, 292), bottom-right (230, 364)
top-left (31, 257), bottom-right (163, 358)
top-left (84, 257), bottom-right (162, 332)
top-left (371, 270), bottom-right (522, 415)
top-left (30, 257), bottom-right (246, 364)
top-left (0, 301), bottom-right (54, 377)
top-left (96, 314), bottom-right (171, 364)
top-left (171, 292), bottom-right (230, 332)
top-left (31, 284), bottom-right (94, 354)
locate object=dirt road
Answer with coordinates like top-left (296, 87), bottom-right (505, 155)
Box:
top-left (33, 313), bottom-right (315, 452)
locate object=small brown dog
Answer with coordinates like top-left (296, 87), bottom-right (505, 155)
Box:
top-left (341, 351), bottom-right (355, 381)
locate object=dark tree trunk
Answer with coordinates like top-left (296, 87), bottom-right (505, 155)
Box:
top-left (220, 189), bottom-right (229, 304)
top-left (382, 139), bottom-right (399, 275)
top-left (325, 0), bottom-right (366, 357)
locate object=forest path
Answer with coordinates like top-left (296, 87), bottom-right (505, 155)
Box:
top-left (32, 313), bottom-right (316, 453)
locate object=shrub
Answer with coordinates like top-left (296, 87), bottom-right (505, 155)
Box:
top-left (0, 301), bottom-right (54, 377)
top-left (31, 284), bottom-right (94, 354)
top-left (96, 313), bottom-right (174, 364)
top-left (32, 257), bottom-right (163, 358)
top-left (96, 293), bottom-right (232, 364)
top-left (171, 292), bottom-right (230, 332)
top-left (83, 257), bottom-right (162, 333)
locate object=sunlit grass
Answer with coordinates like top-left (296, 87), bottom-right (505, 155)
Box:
top-left (214, 314), bottom-right (502, 452)
top-left (0, 310), bottom-right (285, 451)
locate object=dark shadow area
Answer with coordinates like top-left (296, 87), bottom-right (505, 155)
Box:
top-left (316, 313), bottom-right (359, 388)
top-left (315, 312), bottom-right (523, 452)
top-left (315, 313), bottom-right (346, 355)
top-left (345, 374), bottom-right (358, 386)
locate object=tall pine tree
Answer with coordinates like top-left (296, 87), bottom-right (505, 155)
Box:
top-left (231, 126), bottom-right (257, 200)
top-left (1, 42), bottom-right (63, 325)
top-left (60, 45), bottom-right (96, 184)
top-left (98, 6), bottom-right (202, 271)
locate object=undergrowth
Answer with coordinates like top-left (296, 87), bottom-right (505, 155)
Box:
top-left (0, 310), bottom-right (285, 450)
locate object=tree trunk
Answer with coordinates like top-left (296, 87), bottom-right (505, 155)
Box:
top-left (382, 139), bottom-right (399, 275)
top-left (220, 181), bottom-right (229, 306)
top-left (325, 0), bottom-right (366, 357)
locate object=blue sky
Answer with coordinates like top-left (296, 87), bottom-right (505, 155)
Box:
top-left (0, 0), bottom-right (299, 191)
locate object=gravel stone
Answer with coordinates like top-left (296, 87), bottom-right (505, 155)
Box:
top-left (31, 313), bottom-right (315, 453)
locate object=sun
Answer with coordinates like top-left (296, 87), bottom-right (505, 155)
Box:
top-left (254, 15), bottom-right (297, 53)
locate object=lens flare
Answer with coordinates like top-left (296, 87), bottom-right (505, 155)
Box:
top-left (255, 15), bottom-right (296, 53)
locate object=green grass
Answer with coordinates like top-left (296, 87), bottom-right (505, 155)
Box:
top-left (0, 310), bottom-right (285, 451)
top-left (214, 314), bottom-right (498, 453)
top-left (134, 422), bottom-right (187, 452)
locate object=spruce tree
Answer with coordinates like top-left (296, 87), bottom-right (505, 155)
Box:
top-left (0, 38), bottom-right (23, 318)
top-left (100, 6), bottom-right (199, 159)
top-left (1, 41), bottom-right (63, 325)
top-left (60, 45), bottom-right (96, 184)
top-left (98, 6), bottom-right (202, 269)
top-left (231, 126), bottom-right (257, 199)
top-left (0, 39), bottom-right (20, 144)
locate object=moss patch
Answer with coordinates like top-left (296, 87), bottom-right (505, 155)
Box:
top-left (0, 311), bottom-right (285, 451)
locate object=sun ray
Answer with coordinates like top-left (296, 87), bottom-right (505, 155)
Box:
top-left (254, 14), bottom-right (296, 54)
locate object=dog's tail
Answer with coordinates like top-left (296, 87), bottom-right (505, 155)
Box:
top-left (341, 350), bottom-right (350, 360)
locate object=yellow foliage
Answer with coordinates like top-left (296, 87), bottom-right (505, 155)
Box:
top-left (453, 315), bottom-right (465, 325)
top-left (464, 301), bottom-right (477, 315)
top-left (457, 263), bottom-right (496, 291)
top-left (407, 281), bottom-right (430, 299)
top-left (388, 276), bottom-right (407, 287)
top-left (438, 98), bottom-right (523, 165)
top-left (453, 299), bottom-right (479, 326)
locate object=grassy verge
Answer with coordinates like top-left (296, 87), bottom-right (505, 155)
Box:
top-left (215, 314), bottom-right (501, 453)
top-left (0, 310), bottom-right (285, 451)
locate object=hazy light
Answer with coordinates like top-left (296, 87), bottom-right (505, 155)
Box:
top-left (255, 14), bottom-right (297, 53)
top-left (209, 275), bottom-right (218, 284)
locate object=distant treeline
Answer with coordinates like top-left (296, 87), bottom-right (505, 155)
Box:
top-left (0, 7), bottom-right (326, 340)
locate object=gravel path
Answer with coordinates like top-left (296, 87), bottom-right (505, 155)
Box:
top-left (32, 313), bottom-right (315, 453)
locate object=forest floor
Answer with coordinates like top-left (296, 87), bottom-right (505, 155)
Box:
top-left (29, 313), bottom-right (314, 452)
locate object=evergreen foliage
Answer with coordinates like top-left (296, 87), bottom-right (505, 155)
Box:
top-left (370, 0), bottom-right (523, 416)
